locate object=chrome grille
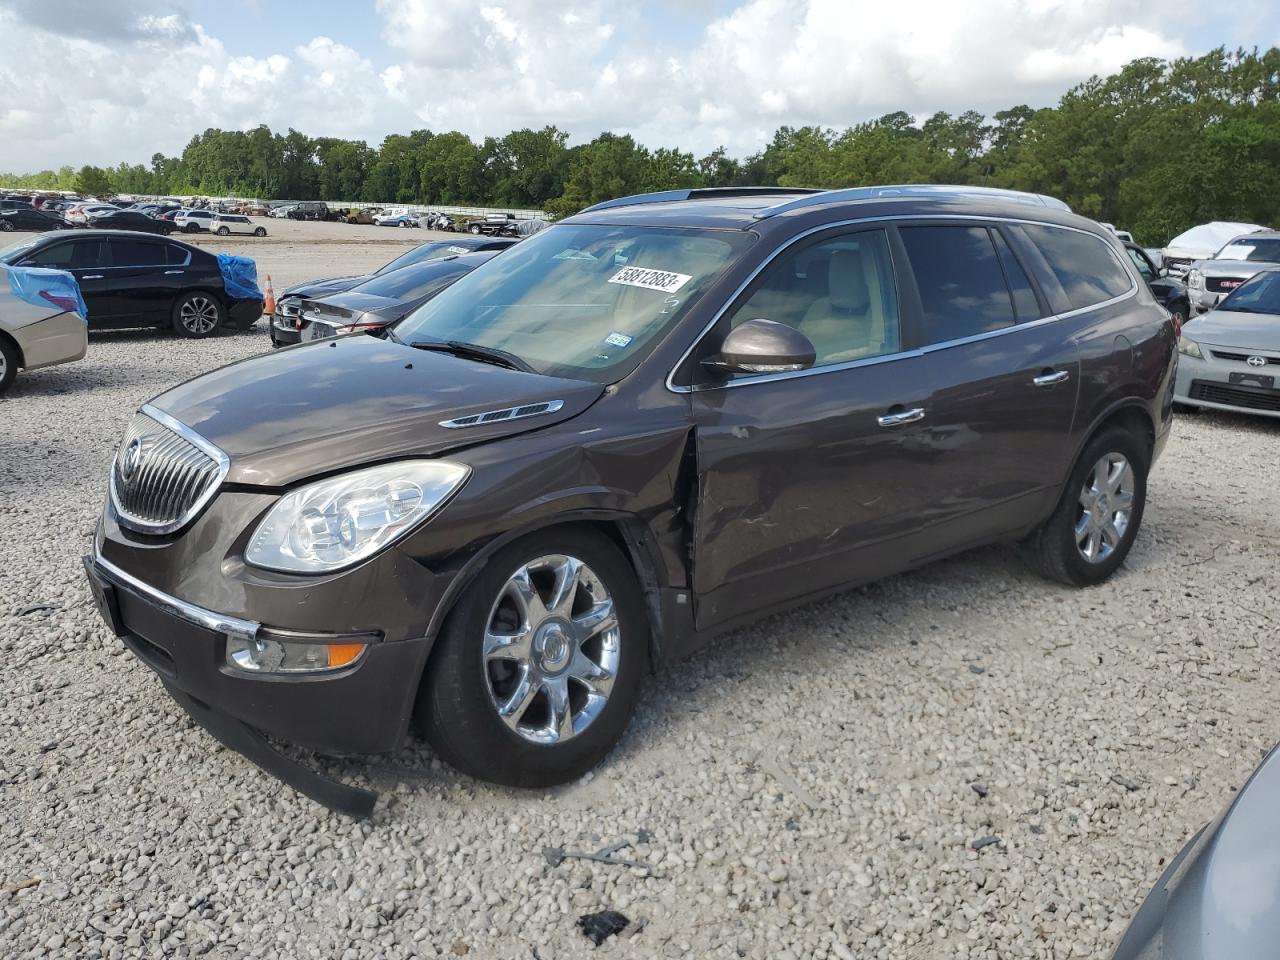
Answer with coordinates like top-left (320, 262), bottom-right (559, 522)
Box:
top-left (110, 406), bottom-right (229, 535)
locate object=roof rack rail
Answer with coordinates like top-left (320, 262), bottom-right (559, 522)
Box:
top-left (753, 184), bottom-right (1072, 219)
top-left (580, 186), bottom-right (824, 214)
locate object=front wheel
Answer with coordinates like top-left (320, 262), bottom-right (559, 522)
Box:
top-left (215, 226), bottom-right (230, 236)
top-left (469, 224), bottom-right (482, 235)
top-left (172, 292), bottom-right (225, 339)
top-left (1021, 427), bottom-right (1148, 586)
top-left (417, 527), bottom-right (647, 787)
top-left (0, 220), bottom-right (13, 232)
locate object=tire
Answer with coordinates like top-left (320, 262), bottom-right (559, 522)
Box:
top-left (0, 337), bottom-right (18, 395)
top-left (254, 227), bottom-right (266, 237)
top-left (469, 224), bottom-right (482, 235)
top-left (0, 220), bottom-right (13, 232)
top-left (215, 226), bottom-right (230, 236)
top-left (171, 291), bottom-right (225, 339)
top-left (1020, 426), bottom-right (1148, 587)
top-left (185, 223), bottom-right (200, 233)
top-left (417, 526), bottom-right (648, 787)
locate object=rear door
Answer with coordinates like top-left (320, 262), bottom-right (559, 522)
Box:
top-left (892, 221), bottom-right (1080, 550)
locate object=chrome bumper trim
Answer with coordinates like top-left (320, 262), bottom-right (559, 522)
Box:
top-left (93, 552), bottom-right (260, 643)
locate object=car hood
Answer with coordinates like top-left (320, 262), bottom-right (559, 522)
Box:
top-left (281, 275), bottom-right (371, 299)
top-left (1110, 747), bottom-right (1280, 960)
top-left (1189, 259), bottom-right (1276, 278)
top-left (149, 335), bottom-right (604, 486)
top-left (1183, 310), bottom-right (1280, 351)
top-left (303, 291), bottom-right (405, 323)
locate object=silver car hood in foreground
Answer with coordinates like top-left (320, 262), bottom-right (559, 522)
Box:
top-left (1183, 310), bottom-right (1280, 351)
top-left (1189, 258), bottom-right (1279, 280)
top-left (1110, 746), bottom-right (1280, 959)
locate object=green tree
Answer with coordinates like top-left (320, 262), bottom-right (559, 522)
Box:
top-left (75, 165), bottom-right (114, 198)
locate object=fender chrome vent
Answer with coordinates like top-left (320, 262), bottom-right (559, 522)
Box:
top-left (439, 400), bottom-right (564, 429)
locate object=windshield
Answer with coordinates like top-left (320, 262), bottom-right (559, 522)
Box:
top-left (395, 224), bottom-right (748, 383)
top-left (1218, 270), bottom-right (1280, 315)
top-left (352, 257), bottom-right (480, 300)
top-left (1215, 238), bottom-right (1280, 263)
top-left (0, 237), bottom-right (41, 264)
top-left (376, 241), bottom-right (484, 276)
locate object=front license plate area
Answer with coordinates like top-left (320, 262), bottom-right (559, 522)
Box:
top-left (1230, 372), bottom-right (1275, 390)
top-left (83, 557), bottom-right (125, 637)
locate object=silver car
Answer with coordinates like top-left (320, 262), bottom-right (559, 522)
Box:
top-left (1185, 231), bottom-right (1280, 315)
top-left (1110, 745), bottom-right (1280, 959)
top-left (0, 262), bottom-right (87, 396)
top-left (1174, 267), bottom-right (1280, 418)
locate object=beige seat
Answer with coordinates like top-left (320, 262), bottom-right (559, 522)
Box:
top-left (796, 248), bottom-right (883, 363)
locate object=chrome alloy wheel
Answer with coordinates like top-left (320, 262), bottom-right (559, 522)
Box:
top-left (180, 296), bottom-right (219, 335)
top-left (482, 554), bottom-right (620, 745)
top-left (1075, 453), bottom-right (1135, 563)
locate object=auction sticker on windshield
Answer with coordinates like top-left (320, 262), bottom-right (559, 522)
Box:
top-left (609, 266), bottom-right (692, 294)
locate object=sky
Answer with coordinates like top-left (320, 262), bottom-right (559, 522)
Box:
top-left (1, 0), bottom-right (1278, 172)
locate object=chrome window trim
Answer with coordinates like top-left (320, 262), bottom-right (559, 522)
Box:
top-left (93, 551), bottom-right (259, 643)
top-left (665, 214), bottom-right (1138, 394)
top-left (109, 402), bottom-right (231, 536)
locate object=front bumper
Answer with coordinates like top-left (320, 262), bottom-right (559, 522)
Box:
top-left (83, 549), bottom-right (430, 756)
top-left (270, 314), bottom-right (302, 347)
top-left (1174, 347), bottom-right (1280, 418)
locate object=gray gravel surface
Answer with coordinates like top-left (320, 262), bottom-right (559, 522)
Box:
top-left (3, 236), bottom-right (1279, 958)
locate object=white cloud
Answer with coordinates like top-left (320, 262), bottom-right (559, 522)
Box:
top-left (0, 0), bottom-right (1262, 173)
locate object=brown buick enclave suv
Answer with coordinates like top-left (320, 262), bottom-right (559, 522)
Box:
top-left (85, 185), bottom-right (1177, 815)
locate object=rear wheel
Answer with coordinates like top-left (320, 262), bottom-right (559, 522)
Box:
top-left (253, 226), bottom-right (266, 237)
top-left (172, 292), bottom-right (224, 339)
top-left (1021, 426), bottom-right (1148, 586)
top-left (215, 226), bottom-right (230, 236)
top-left (417, 527), bottom-right (647, 787)
top-left (469, 224), bottom-right (482, 235)
top-left (0, 337), bottom-right (18, 395)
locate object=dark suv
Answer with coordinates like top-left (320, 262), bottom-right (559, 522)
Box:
top-left (84, 185), bottom-right (1176, 815)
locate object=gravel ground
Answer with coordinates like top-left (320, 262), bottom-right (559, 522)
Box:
top-left (3, 227), bottom-right (1280, 958)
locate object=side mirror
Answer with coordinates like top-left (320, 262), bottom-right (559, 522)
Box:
top-left (703, 318), bottom-right (816, 376)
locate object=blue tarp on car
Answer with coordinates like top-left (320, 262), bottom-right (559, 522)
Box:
top-left (217, 254), bottom-right (264, 302)
top-left (5, 265), bottom-right (87, 321)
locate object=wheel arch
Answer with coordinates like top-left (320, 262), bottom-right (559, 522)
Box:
top-left (417, 511), bottom-right (672, 689)
top-left (0, 328), bottom-right (25, 368)
top-left (1055, 399), bottom-right (1155, 507)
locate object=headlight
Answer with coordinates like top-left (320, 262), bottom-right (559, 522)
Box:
top-left (1187, 269), bottom-right (1203, 288)
top-left (245, 460), bottom-right (470, 573)
top-left (1177, 338), bottom-right (1204, 360)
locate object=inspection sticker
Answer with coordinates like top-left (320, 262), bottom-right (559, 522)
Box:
top-left (608, 265), bottom-right (692, 294)
top-left (604, 331), bottom-right (634, 348)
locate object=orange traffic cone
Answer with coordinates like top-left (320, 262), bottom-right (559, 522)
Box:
top-left (263, 275), bottom-right (276, 315)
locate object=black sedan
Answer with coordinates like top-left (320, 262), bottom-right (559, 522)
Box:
top-left (287, 251), bottom-right (498, 346)
top-left (0, 230), bottom-right (262, 337)
top-left (87, 209), bottom-right (177, 235)
top-left (271, 237), bottom-right (517, 345)
top-left (1125, 243), bottom-right (1190, 327)
top-left (0, 207), bottom-right (71, 232)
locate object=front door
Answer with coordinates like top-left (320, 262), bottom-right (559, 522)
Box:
top-left (688, 227), bottom-right (943, 630)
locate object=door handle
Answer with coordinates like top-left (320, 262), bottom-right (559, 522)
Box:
top-left (877, 407), bottom-right (926, 428)
top-left (81, 274), bottom-right (104, 280)
top-left (164, 270), bottom-right (184, 275)
top-left (1032, 370), bottom-right (1070, 387)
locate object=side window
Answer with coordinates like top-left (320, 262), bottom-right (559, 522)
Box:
top-left (164, 244), bottom-right (190, 266)
top-left (25, 243), bottom-right (75, 268)
top-left (722, 229), bottom-right (900, 370)
top-left (899, 226), bottom-right (1017, 343)
top-left (1020, 224), bottom-right (1133, 310)
top-left (991, 229), bottom-right (1041, 322)
top-left (109, 240), bottom-right (165, 267)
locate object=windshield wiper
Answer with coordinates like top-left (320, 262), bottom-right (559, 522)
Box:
top-left (405, 339), bottom-right (536, 373)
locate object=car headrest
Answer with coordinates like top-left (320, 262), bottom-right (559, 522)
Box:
top-left (829, 249), bottom-right (870, 312)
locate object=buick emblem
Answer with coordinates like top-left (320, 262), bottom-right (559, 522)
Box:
top-left (1247, 356), bottom-right (1267, 368)
top-left (121, 437), bottom-right (145, 482)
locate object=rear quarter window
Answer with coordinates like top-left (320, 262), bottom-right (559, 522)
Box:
top-left (1019, 224), bottom-right (1133, 312)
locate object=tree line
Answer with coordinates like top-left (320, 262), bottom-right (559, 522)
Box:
top-left (3, 47), bottom-right (1277, 244)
